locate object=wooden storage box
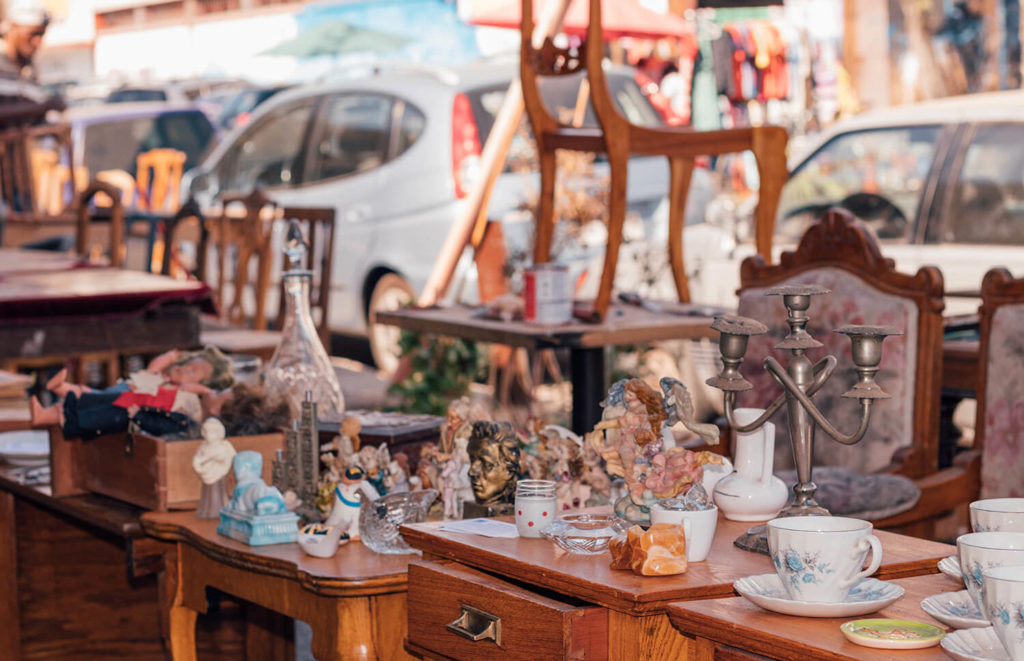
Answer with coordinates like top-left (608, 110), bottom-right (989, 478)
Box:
top-left (49, 426), bottom-right (283, 511)
top-left (405, 560), bottom-right (607, 660)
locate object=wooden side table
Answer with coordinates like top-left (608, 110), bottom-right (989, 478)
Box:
top-left (142, 511), bottom-right (415, 661)
top-left (400, 514), bottom-right (954, 659)
top-left (666, 572), bottom-right (960, 660)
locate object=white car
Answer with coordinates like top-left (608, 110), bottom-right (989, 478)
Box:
top-left (184, 60), bottom-right (706, 372)
top-left (687, 89), bottom-right (1024, 315)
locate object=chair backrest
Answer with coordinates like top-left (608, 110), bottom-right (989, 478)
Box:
top-left (735, 208), bottom-right (945, 477)
top-left (211, 189), bottom-right (277, 331)
top-left (275, 206), bottom-right (336, 349)
top-left (976, 268), bottom-right (1024, 498)
top-left (75, 179), bottom-right (126, 267)
top-left (136, 148), bottom-right (186, 213)
top-left (0, 124), bottom-right (78, 222)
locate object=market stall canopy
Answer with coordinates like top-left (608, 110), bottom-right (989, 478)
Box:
top-left (464, 0), bottom-right (693, 40)
top-left (260, 20), bottom-right (411, 58)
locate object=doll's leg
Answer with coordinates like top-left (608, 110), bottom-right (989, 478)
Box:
top-left (46, 368), bottom-right (91, 397)
top-left (29, 397), bottom-right (62, 426)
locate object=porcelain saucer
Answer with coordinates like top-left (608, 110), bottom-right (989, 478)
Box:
top-left (940, 554), bottom-right (965, 584)
top-left (920, 589), bottom-right (989, 629)
top-left (733, 574), bottom-right (904, 618)
top-left (941, 626), bottom-right (1010, 661)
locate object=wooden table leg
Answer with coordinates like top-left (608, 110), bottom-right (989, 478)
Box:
top-left (0, 490), bottom-right (21, 660)
top-left (312, 596), bottom-right (377, 661)
top-left (168, 543), bottom-right (199, 661)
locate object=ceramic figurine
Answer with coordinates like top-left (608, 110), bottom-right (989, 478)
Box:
top-left (521, 423), bottom-right (608, 510)
top-left (192, 417), bottom-right (236, 519)
top-left (30, 346), bottom-right (234, 440)
top-left (297, 522), bottom-right (347, 558)
top-left (587, 378), bottom-right (724, 525)
top-left (463, 421), bottom-right (521, 517)
top-left (217, 450), bottom-right (299, 545)
top-left (609, 523), bottom-right (689, 576)
top-left (324, 466), bottom-right (380, 540)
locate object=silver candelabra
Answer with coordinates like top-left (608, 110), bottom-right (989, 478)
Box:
top-left (708, 284), bottom-right (902, 518)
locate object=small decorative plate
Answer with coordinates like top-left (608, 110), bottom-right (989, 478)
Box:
top-left (840, 618), bottom-right (944, 649)
top-left (940, 554), bottom-right (965, 584)
top-left (921, 590), bottom-right (989, 629)
top-left (0, 430), bottom-right (49, 467)
top-left (733, 574), bottom-right (904, 618)
top-left (941, 626), bottom-right (1010, 661)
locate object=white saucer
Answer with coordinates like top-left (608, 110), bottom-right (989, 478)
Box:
top-left (920, 589), bottom-right (989, 629)
top-left (940, 554), bottom-right (965, 584)
top-left (941, 626), bottom-right (1010, 661)
top-left (733, 574), bottom-right (904, 618)
top-left (0, 430), bottom-right (49, 467)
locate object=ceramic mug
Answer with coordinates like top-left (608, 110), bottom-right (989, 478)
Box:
top-left (767, 516), bottom-right (882, 603)
top-left (649, 503), bottom-right (718, 562)
top-left (958, 532), bottom-right (1024, 612)
top-left (971, 499), bottom-right (1024, 533)
top-left (983, 565), bottom-right (1024, 661)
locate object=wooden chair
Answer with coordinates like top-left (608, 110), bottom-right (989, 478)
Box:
top-left (736, 208), bottom-right (976, 537)
top-left (973, 268), bottom-right (1024, 500)
top-left (519, 0), bottom-right (788, 321)
top-left (136, 148), bottom-right (186, 214)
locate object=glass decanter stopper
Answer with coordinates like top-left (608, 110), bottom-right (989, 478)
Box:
top-left (263, 220), bottom-right (345, 416)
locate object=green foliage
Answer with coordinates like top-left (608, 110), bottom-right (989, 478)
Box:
top-left (388, 330), bottom-right (486, 415)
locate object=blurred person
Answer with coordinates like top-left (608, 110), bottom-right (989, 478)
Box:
top-left (0, 0), bottom-right (59, 128)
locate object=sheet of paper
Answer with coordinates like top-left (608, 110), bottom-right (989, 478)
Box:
top-left (438, 518), bottom-right (519, 538)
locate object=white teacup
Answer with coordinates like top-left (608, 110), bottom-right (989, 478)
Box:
top-left (767, 516), bottom-right (882, 603)
top-left (649, 503), bottom-right (718, 562)
top-left (983, 565), bottom-right (1024, 661)
top-left (958, 532), bottom-right (1024, 612)
top-left (972, 499), bottom-right (1024, 533)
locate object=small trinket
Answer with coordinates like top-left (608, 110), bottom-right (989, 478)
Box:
top-left (609, 523), bottom-right (688, 576)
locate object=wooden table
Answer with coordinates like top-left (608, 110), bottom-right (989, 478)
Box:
top-left (376, 303), bottom-right (719, 433)
top-left (667, 572), bottom-right (961, 660)
top-left (0, 268), bottom-right (213, 361)
top-left (400, 514), bottom-right (954, 659)
top-left (0, 247), bottom-right (103, 276)
top-left (0, 465), bottom-right (245, 660)
top-left (142, 511), bottom-right (416, 661)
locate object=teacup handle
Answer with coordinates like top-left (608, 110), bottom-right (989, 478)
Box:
top-left (840, 534), bottom-right (882, 590)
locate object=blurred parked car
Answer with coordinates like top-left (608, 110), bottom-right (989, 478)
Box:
top-left (184, 60), bottom-right (708, 372)
top-left (216, 84), bottom-right (292, 130)
top-left (686, 90), bottom-right (1024, 315)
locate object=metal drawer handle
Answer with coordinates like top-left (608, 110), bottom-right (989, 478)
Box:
top-left (446, 604), bottom-right (502, 645)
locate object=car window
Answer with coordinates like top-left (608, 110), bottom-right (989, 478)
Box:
top-left (81, 111), bottom-right (215, 175)
top-left (945, 123), bottom-right (1024, 244)
top-left (107, 89), bottom-right (166, 103)
top-left (395, 100), bottom-right (426, 155)
top-left (777, 126), bottom-right (941, 243)
top-left (305, 93), bottom-right (394, 182)
top-left (220, 98), bottom-right (316, 191)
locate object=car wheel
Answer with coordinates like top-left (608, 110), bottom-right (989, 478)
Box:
top-left (368, 273), bottom-right (415, 376)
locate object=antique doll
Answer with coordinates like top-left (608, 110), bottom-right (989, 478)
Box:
top-left (30, 346), bottom-right (234, 440)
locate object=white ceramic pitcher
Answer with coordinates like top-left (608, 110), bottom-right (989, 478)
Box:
top-left (713, 407), bottom-right (789, 521)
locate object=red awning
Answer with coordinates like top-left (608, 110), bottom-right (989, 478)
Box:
top-left (465, 0), bottom-right (693, 40)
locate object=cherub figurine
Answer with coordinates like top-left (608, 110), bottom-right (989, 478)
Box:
top-left (587, 378), bottom-right (722, 524)
top-left (30, 346), bottom-right (234, 440)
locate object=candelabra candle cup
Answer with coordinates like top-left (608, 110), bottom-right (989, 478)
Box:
top-left (515, 480), bottom-right (557, 538)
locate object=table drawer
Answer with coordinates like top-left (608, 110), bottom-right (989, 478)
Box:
top-left (406, 560), bottom-right (607, 660)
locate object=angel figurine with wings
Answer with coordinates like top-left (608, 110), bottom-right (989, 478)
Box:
top-left (586, 377), bottom-right (723, 524)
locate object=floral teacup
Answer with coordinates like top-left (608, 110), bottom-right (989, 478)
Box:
top-left (767, 516), bottom-right (882, 603)
top-left (971, 499), bottom-right (1024, 533)
top-left (983, 565), bottom-right (1024, 660)
top-left (958, 532), bottom-right (1024, 613)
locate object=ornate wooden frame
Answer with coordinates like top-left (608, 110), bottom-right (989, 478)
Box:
top-left (738, 208), bottom-right (945, 479)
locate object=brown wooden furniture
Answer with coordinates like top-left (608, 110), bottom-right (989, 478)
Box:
top-left (400, 511), bottom-right (952, 659)
top-left (666, 572), bottom-right (958, 661)
top-left (142, 510), bottom-right (415, 661)
top-left (375, 301), bottom-right (721, 433)
top-left (735, 209), bottom-right (977, 537)
top-left (0, 465), bottom-right (246, 660)
top-left (136, 148), bottom-right (186, 214)
top-left (518, 0), bottom-right (788, 321)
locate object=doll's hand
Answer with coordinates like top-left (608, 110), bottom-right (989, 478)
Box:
top-left (179, 383), bottom-right (213, 395)
top-left (147, 349), bottom-right (181, 373)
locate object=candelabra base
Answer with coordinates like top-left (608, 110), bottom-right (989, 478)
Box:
top-left (733, 501), bottom-right (832, 555)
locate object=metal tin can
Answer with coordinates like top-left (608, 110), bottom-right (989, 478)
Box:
top-left (523, 264), bottom-right (571, 324)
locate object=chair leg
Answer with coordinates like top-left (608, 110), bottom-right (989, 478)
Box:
top-left (667, 156), bottom-right (695, 303)
top-left (533, 148), bottom-right (557, 265)
top-left (750, 126), bottom-right (789, 259)
top-left (593, 151), bottom-right (629, 320)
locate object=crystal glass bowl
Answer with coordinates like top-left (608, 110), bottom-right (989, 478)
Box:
top-left (539, 513), bottom-right (631, 555)
top-left (359, 489), bottom-right (438, 554)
